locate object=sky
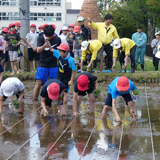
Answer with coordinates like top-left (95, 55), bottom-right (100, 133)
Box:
top-left (66, 0), bottom-right (84, 9)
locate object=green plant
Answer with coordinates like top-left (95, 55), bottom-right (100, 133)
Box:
top-left (83, 65), bottom-right (87, 70)
top-left (58, 95), bottom-right (64, 100)
top-left (133, 90), bottom-right (139, 95)
top-left (76, 56), bottom-right (80, 61)
top-left (113, 66), bottom-right (117, 69)
top-left (12, 40), bottom-right (17, 44)
top-left (12, 100), bottom-right (20, 109)
top-left (93, 88), bottom-right (101, 96)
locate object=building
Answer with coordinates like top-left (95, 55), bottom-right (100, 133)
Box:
top-left (0, 0), bottom-right (69, 34)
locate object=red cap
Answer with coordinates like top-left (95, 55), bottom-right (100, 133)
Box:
top-left (38, 25), bottom-right (43, 29)
top-left (52, 24), bottom-right (56, 29)
top-left (2, 28), bottom-right (8, 33)
top-left (68, 24), bottom-right (75, 28)
top-left (14, 22), bottom-right (22, 27)
top-left (77, 75), bottom-right (89, 91)
top-left (74, 26), bottom-right (81, 32)
top-left (48, 83), bottom-right (60, 100)
top-left (42, 23), bottom-right (48, 29)
top-left (117, 76), bottom-right (130, 91)
top-left (9, 23), bottom-right (15, 28)
top-left (30, 24), bottom-right (36, 28)
top-left (57, 43), bottom-right (70, 51)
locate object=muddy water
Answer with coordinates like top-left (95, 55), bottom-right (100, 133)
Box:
top-left (0, 82), bottom-right (160, 160)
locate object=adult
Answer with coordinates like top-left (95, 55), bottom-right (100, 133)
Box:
top-left (77, 16), bottom-right (91, 41)
top-left (132, 26), bottom-right (147, 71)
top-left (151, 32), bottom-right (160, 71)
top-left (88, 14), bottom-right (119, 72)
top-left (59, 26), bottom-right (68, 44)
top-left (112, 38), bottom-right (137, 73)
top-left (0, 77), bottom-right (25, 116)
top-left (80, 40), bottom-right (103, 71)
top-left (33, 25), bottom-right (61, 101)
top-left (73, 72), bottom-right (98, 116)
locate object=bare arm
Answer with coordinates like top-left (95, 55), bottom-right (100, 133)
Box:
top-left (41, 97), bottom-right (48, 116)
top-left (37, 43), bottom-right (48, 53)
top-left (3, 41), bottom-right (7, 54)
top-left (68, 71), bottom-right (76, 86)
top-left (112, 57), bottom-right (117, 67)
top-left (18, 90), bottom-right (24, 102)
top-left (73, 40), bottom-right (75, 52)
top-left (73, 92), bottom-right (78, 116)
top-left (94, 80), bottom-right (98, 89)
top-left (112, 99), bottom-right (121, 122)
top-left (0, 96), bottom-right (3, 115)
top-left (27, 39), bottom-right (34, 49)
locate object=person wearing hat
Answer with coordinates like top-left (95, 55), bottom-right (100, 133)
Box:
top-left (88, 14), bottom-right (119, 73)
top-left (0, 77), bottom-right (25, 116)
top-left (59, 26), bottom-right (68, 45)
top-left (66, 24), bottom-right (75, 58)
top-left (26, 24), bottom-right (39, 72)
top-left (80, 40), bottom-right (103, 72)
top-left (38, 25), bottom-right (43, 33)
top-left (40, 79), bottom-right (66, 117)
top-left (73, 25), bottom-right (86, 72)
top-left (112, 38), bottom-right (137, 73)
top-left (46, 42), bottom-right (76, 106)
top-left (132, 26), bottom-right (147, 71)
top-left (102, 76), bottom-right (137, 122)
top-left (0, 28), bottom-right (8, 72)
top-left (33, 25), bottom-right (61, 101)
top-left (77, 16), bottom-right (91, 41)
top-left (151, 32), bottom-right (160, 71)
top-left (3, 23), bottom-right (21, 75)
top-left (73, 72), bottom-right (98, 116)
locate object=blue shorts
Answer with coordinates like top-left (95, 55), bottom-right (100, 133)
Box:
top-left (1, 51), bottom-right (8, 61)
top-left (105, 92), bottom-right (132, 106)
top-left (35, 67), bottom-right (58, 85)
top-left (0, 64), bottom-right (4, 73)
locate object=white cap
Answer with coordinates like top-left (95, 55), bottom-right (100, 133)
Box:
top-left (77, 16), bottom-right (84, 22)
top-left (62, 26), bottom-right (68, 31)
top-left (81, 41), bottom-right (89, 51)
top-left (2, 80), bottom-right (15, 97)
top-left (155, 32), bottom-right (160, 36)
top-left (113, 39), bottom-right (121, 49)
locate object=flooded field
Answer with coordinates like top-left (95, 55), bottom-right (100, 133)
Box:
top-left (0, 81), bottom-right (160, 160)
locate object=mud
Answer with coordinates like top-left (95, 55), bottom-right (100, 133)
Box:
top-left (0, 81), bottom-right (159, 160)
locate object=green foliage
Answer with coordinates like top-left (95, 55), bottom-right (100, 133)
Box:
top-left (93, 88), bottom-right (101, 96)
top-left (12, 100), bottom-right (20, 109)
top-left (133, 90), bottom-right (139, 95)
top-left (76, 56), bottom-right (80, 61)
top-left (58, 95), bottom-right (64, 100)
top-left (12, 40), bottom-right (17, 44)
top-left (83, 65), bottom-right (87, 70)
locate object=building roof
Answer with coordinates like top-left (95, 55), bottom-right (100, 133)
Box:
top-left (67, 9), bottom-right (80, 14)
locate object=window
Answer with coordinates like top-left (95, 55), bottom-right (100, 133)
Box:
top-left (0, 0), bottom-right (19, 6)
top-left (30, 0), bottom-right (61, 6)
top-left (30, 12), bottom-right (61, 21)
top-left (0, 12), bottom-right (19, 20)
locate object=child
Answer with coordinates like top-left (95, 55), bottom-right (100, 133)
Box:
top-left (3, 23), bottom-right (21, 75)
top-left (47, 42), bottom-right (76, 106)
top-left (102, 76), bottom-right (137, 122)
top-left (72, 72), bottom-right (98, 116)
top-left (0, 28), bottom-right (8, 71)
top-left (59, 26), bottom-right (68, 44)
top-left (66, 24), bottom-right (75, 58)
top-left (73, 26), bottom-right (86, 73)
top-left (26, 24), bottom-right (39, 72)
top-left (40, 79), bottom-right (66, 117)
top-left (0, 77), bottom-right (25, 116)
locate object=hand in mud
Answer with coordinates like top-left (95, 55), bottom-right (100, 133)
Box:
top-left (73, 111), bottom-right (79, 116)
top-left (44, 110), bottom-right (49, 117)
top-left (116, 116), bottom-right (121, 122)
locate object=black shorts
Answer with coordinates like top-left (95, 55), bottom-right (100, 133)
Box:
top-left (57, 75), bottom-right (70, 93)
top-left (1, 51), bottom-right (9, 61)
top-left (77, 86), bottom-right (95, 96)
top-left (3, 92), bottom-right (25, 101)
top-left (28, 48), bottom-right (40, 61)
top-left (18, 49), bottom-right (23, 57)
top-left (105, 92), bottom-right (132, 106)
top-left (45, 96), bottom-right (63, 107)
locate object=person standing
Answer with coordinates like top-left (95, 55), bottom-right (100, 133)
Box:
top-left (88, 14), bottom-right (119, 72)
top-left (26, 24), bottom-right (39, 72)
top-left (132, 26), bottom-right (147, 71)
top-left (3, 23), bottom-right (21, 75)
top-left (77, 16), bottom-right (91, 41)
top-left (151, 32), bottom-right (160, 71)
top-left (59, 26), bottom-right (68, 44)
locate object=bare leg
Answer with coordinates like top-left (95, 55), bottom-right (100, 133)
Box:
top-left (0, 73), bottom-right (3, 84)
top-left (1, 59), bottom-right (6, 71)
top-left (14, 60), bottom-right (19, 74)
top-left (77, 96), bottom-right (83, 111)
top-left (10, 61), bottom-right (15, 75)
top-left (57, 105), bottom-right (66, 117)
top-left (88, 93), bottom-right (95, 113)
top-left (18, 99), bottom-right (24, 116)
top-left (33, 79), bottom-right (43, 101)
top-left (128, 101), bottom-right (136, 121)
top-left (102, 105), bottom-right (111, 119)
top-left (17, 56), bottom-right (22, 71)
top-left (29, 60), bottom-right (34, 72)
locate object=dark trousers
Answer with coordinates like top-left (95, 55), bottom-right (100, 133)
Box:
top-left (103, 44), bottom-right (113, 70)
top-left (153, 54), bottom-right (159, 71)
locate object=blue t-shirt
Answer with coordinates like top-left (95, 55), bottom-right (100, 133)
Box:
top-left (53, 50), bottom-right (76, 77)
top-left (108, 77), bottom-right (137, 99)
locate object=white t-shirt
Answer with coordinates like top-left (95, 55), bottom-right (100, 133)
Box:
top-left (0, 77), bottom-right (24, 96)
top-left (59, 33), bottom-right (68, 45)
top-left (26, 31), bottom-right (38, 48)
